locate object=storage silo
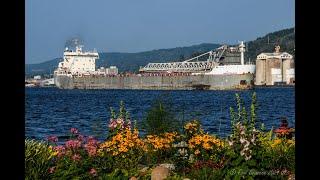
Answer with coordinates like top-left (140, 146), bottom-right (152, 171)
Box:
top-left (255, 46), bottom-right (294, 86)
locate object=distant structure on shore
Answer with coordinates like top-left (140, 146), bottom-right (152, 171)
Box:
top-left (255, 45), bottom-right (295, 86)
top-left (25, 75), bottom-right (55, 87)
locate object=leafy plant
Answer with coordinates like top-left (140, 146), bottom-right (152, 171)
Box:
top-left (142, 95), bottom-right (180, 135)
top-left (25, 139), bottom-right (54, 180)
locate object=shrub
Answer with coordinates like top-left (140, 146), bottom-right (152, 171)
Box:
top-left (25, 139), bottom-right (54, 180)
top-left (143, 95), bottom-right (180, 135)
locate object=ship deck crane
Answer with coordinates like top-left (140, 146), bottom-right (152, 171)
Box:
top-left (139, 45), bottom-right (229, 73)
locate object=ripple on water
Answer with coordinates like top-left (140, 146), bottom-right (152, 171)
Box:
top-left (25, 87), bottom-right (295, 142)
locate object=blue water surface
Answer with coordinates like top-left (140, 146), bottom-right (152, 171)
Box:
top-left (25, 87), bottom-right (295, 142)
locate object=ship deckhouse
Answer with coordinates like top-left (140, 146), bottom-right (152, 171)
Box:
top-left (55, 45), bottom-right (99, 75)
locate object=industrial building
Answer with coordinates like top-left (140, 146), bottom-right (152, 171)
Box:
top-left (255, 46), bottom-right (295, 86)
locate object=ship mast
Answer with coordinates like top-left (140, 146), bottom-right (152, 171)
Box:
top-left (239, 41), bottom-right (245, 65)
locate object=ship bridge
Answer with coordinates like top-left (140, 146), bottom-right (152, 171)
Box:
top-left (139, 43), bottom-right (244, 73)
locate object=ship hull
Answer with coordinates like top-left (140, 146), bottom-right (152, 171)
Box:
top-left (54, 74), bottom-right (74, 89)
top-left (54, 74), bottom-right (254, 90)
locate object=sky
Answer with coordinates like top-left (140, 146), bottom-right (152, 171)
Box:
top-left (26, 0), bottom-right (295, 64)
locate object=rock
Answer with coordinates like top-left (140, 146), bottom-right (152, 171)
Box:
top-left (159, 163), bottom-right (175, 171)
top-left (151, 166), bottom-right (170, 180)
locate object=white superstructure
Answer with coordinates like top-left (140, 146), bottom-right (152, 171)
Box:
top-left (204, 64), bottom-right (255, 75)
top-left (54, 45), bottom-right (99, 76)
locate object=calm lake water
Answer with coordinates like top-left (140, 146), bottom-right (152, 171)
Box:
top-left (25, 87), bottom-right (295, 142)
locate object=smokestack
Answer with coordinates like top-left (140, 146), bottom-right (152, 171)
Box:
top-left (64, 37), bottom-right (84, 50)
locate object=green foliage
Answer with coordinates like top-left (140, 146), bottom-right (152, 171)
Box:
top-left (245, 27), bottom-right (295, 62)
top-left (110, 101), bottom-right (130, 120)
top-left (142, 95), bottom-right (180, 135)
top-left (187, 167), bottom-right (224, 180)
top-left (25, 139), bottom-right (54, 180)
top-left (230, 92), bottom-right (259, 130)
top-left (99, 168), bottom-right (130, 179)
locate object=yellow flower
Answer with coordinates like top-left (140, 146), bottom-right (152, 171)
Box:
top-left (286, 139), bottom-right (295, 146)
top-left (52, 151), bottom-right (58, 157)
top-left (203, 143), bottom-right (212, 150)
top-left (271, 139), bottom-right (282, 148)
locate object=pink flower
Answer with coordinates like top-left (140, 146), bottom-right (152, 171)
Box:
top-left (48, 166), bottom-right (55, 174)
top-left (85, 136), bottom-right (99, 157)
top-left (108, 120), bottom-right (118, 130)
top-left (65, 140), bottom-right (82, 150)
top-left (77, 134), bottom-right (85, 142)
top-left (47, 136), bottom-right (58, 143)
top-left (53, 145), bottom-right (66, 157)
top-left (72, 154), bottom-right (81, 161)
top-left (70, 128), bottom-right (79, 134)
top-left (89, 168), bottom-right (97, 176)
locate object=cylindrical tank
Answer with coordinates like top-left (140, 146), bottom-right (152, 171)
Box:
top-left (283, 58), bottom-right (294, 84)
top-left (282, 59), bottom-right (291, 84)
top-left (266, 58), bottom-right (281, 85)
top-left (255, 59), bottom-right (266, 85)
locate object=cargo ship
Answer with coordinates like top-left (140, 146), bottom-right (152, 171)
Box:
top-left (54, 42), bottom-right (255, 90)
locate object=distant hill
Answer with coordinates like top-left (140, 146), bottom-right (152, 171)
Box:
top-left (26, 43), bottom-right (221, 76)
top-left (245, 27), bottom-right (295, 61)
top-left (26, 27), bottom-right (294, 76)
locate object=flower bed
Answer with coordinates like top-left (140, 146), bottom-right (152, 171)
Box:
top-left (25, 94), bottom-right (295, 179)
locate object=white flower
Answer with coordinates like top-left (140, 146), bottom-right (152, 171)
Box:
top-left (116, 118), bottom-right (124, 124)
top-left (240, 150), bottom-right (245, 156)
top-left (245, 155), bottom-right (252, 161)
top-left (244, 140), bottom-right (250, 148)
top-left (240, 130), bottom-right (245, 135)
top-left (243, 146), bottom-right (249, 152)
top-left (240, 137), bottom-right (246, 144)
top-left (228, 140), bottom-right (234, 146)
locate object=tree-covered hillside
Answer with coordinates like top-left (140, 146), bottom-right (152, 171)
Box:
top-left (245, 28), bottom-right (295, 62)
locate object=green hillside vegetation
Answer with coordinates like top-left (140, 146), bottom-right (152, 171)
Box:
top-left (245, 28), bottom-right (295, 62)
top-left (25, 27), bottom-right (294, 76)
